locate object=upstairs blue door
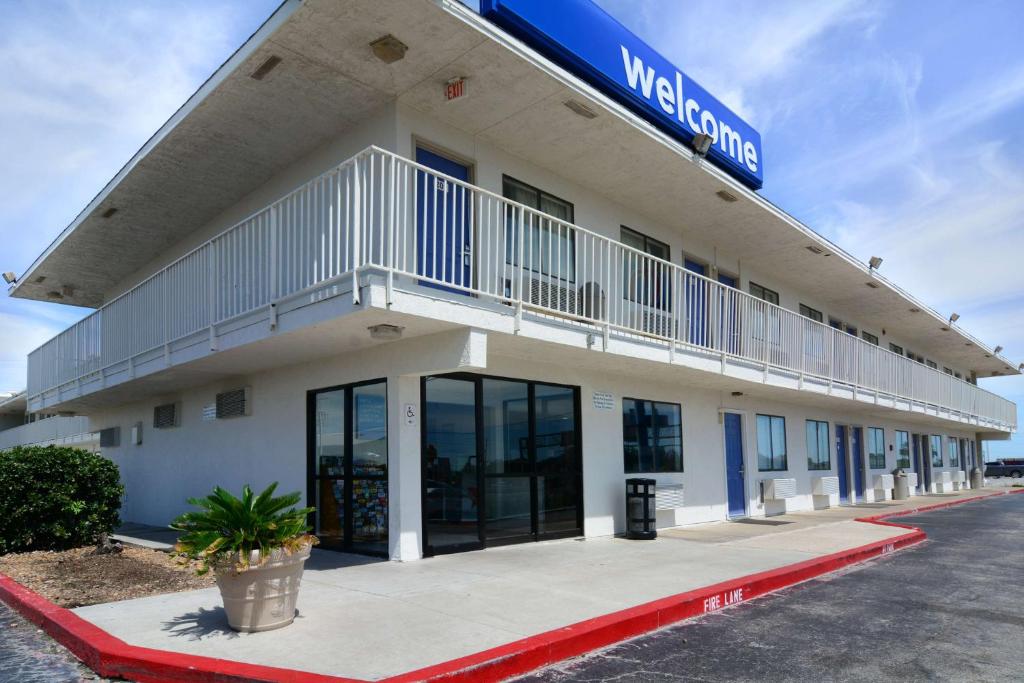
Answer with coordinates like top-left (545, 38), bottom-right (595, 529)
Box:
top-left (852, 427), bottom-right (865, 501)
top-left (416, 147), bottom-right (471, 293)
top-left (836, 425), bottom-right (850, 504)
top-left (724, 413), bottom-right (746, 518)
top-left (684, 260), bottom-right (707, 346)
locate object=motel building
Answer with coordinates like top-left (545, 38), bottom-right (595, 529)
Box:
top-left (5, 0), bottom-right (1019, 561)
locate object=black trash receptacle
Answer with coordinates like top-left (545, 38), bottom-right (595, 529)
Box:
top-left (626, 478), bottom-right (657, 540)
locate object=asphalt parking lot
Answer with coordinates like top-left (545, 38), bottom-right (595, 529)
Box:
top-left (0, 601), bottom-right (106, 682)
top-left (519, 493), bottom-right (1024, 683)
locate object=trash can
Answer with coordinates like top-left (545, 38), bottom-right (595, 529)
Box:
top-left (626, 478), bottom-right (657, 540)
top-left (892, 468), bottom-right (910, 500)
top-left (971, 467), bottom-right (984, 490)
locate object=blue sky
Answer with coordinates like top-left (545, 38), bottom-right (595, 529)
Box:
top-left (1, 0), bottom-right (1022, 456)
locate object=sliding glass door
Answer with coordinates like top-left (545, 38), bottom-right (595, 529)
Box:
top-left (423, 373), bottom-right (582, 556)
top-left (308, 380), bottom-right (388, 556)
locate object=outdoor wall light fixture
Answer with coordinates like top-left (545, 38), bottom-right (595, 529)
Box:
top-left (691, 132), bottom-right (713, 155)
top-left (1, 272), bottom-right (16, 285)
top-left (368, 324), bottom-right (404, 341)
top-left (994, 345), bottom-right (1004, 354)
top-left (370, 34), bottom-right (408, 64)
top-left (949, 312), bottom-right (960, 323)
top-left (868, 256), bottom-right (883, 270)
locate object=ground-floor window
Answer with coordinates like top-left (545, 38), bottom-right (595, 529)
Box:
top-left (948, 438), bottom-right (960, 468)
top-left (930, 435), bottom-right (943, 467)
top-left (867, 427), bottom-right (885, 469)
top-left (756, 414), bottom-right (787, 471)
top-left (307, 379), bottom-right (388, 556)
top-left (622, 398), bottom-right (683, 473)
top-left (805, 420), bottom-right (830, 470)
top-left (896, 430), bottom-right (911, 468)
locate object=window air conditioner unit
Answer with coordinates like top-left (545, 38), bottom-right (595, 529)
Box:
top-left (812, 476), bottom-right (840, 496)
top-left (761, 478), bottom-right (797, 500)
top-left (654, 483), bottom-right (685, 510)
top-left (873, 474), bottom-right (895, 490)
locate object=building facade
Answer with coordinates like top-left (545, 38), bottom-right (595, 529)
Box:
top-left (6, 0), bottom-right (1018, 561)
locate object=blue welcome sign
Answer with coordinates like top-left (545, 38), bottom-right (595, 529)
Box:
top-left (479, 0), bottom-right (764, 189)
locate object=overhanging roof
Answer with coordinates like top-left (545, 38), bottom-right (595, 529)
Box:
top-left (8, 0), bottom-right (1019, 377)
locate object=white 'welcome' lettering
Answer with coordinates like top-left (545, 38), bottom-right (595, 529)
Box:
top-left (618, 44), bottom-right (758, 175)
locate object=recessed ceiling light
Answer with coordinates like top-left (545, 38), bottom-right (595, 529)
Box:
top-left (250, 55), bottom-right (282, 80)
top-left (369, 35), bottom-right (408, 64)
top-left (563, 99), bottom-right (598, 119)
top-left (909, 307), bottom-right (921, 313)
top-left (940, 326), bottom-right (949, 331)
top-left (865, 281), bottom-right (879, 289)
top-left (716, 189), bottom-right (738, 203)
top-left (101, 207), bottom-right (118, 219)
top-left (965, 342), bottom-right (973, 346)
top-left (731, 391), bottom-right (744, 396)
top-left (34, 275), bottom-right (46, 283)
top-left (805, 245), bottom-right (824, 255)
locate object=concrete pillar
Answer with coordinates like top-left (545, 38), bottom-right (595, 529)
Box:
top-left (387, 374), bottom-right (423, 561)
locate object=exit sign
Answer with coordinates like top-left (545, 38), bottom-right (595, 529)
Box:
top-left (445, 77), bottom-right (466, 101)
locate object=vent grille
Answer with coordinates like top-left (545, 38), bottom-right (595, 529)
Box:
top-left (98, 427), bottom-right (120, 448)
top-left (762, 478), bottom-right (797, 500)
top-left (216, 388), bottom-right (250, 419)
top-left (655, 484), bottom-right (685, 510)
top-left (153, 403), bottom-right (180, 429)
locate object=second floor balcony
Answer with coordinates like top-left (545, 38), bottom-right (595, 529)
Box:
top-left (26, 147), bottom-right (1017, 432)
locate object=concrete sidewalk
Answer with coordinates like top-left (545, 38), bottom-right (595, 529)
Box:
top-left (73, 489), bottom-right (994, 681)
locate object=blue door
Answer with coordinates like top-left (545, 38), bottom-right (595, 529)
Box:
top-left (852, 427), bottom-right (865, 501)
top-left (836, 425), bottom-right (850, 504)
top-left (416, 147), bottom-right (471, 293)
top-left (684, 260), bottom-right (707, 346)
top-left (724, 413), bottom-right (746, 518)
top-left (922, 435), bottom-right (933, 490)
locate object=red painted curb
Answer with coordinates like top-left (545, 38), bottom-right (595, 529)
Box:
top-left (0, 488), bottom-right (1018, 683)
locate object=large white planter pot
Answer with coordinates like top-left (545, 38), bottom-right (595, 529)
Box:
top-left (215, 545), bottom-right (311, 632)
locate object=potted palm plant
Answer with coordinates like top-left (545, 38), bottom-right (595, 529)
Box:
top-left (171, 483), bottom-right (318, 632)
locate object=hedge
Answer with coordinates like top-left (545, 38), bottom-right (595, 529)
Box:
top-left (0, 446), bottom-right (123, 555)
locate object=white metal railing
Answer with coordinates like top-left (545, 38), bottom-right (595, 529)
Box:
top-left (27, 146), bottom-right (1018, 431)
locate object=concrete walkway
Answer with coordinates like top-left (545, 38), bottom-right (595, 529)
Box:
top-left (74, 489), bottom-right (996, 681)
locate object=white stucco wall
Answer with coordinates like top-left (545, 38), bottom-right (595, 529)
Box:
top-left (90, 329), bottom-right (978, 561)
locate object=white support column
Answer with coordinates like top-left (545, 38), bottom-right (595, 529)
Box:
top-left (387, 374), bottom-right (423, 561)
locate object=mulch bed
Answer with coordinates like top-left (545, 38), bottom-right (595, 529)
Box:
top-left (0, 545), bottom-right (215, 608)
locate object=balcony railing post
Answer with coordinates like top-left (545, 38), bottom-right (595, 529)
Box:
top-left (352, 155), bottom-right (362, 304)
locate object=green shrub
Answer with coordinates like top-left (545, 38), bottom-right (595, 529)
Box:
top-left (0, 446), bottom-right (123, 555)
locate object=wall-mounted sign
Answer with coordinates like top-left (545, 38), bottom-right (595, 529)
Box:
top-left (404, 403), bottom-right (418, 426)
top-left (445, 77), bottom-right (467, 101)
top-left (201, 403), bottom-right (217, 422)
top-left (592, 391), bottom-right (614, 410)
top-left (479, 0), bottom-right (763, 189)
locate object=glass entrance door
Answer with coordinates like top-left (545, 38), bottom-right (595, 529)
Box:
top-left (423, 373), bottom-right (582, 555)
top-left (308, 380), bottom-right (388, 556)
